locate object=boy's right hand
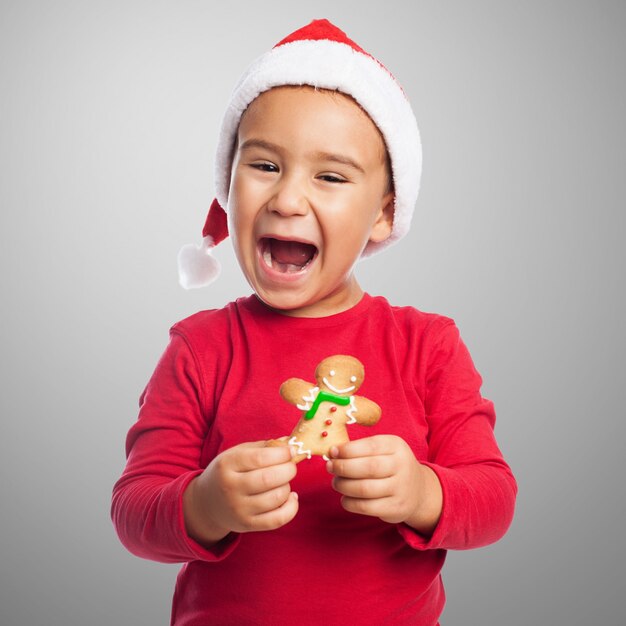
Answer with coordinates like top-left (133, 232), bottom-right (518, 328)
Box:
top-left (183, 442), bottom-right (299, 546)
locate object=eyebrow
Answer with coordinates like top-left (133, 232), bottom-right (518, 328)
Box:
top-left (311, 151), bottom-right (365, 174)
top-left (239, 138), bottom-right (281, 154)
top-left (239, 139), bottom-right (365, 174)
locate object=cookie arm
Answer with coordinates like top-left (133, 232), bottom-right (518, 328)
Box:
top-left (351, 395), bottom-right (382, 426)
top-left (279, 378), bottom-right (317, 407)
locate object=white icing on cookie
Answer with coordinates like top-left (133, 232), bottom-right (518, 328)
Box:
top-left (296, 386), bottom-right (319, 411)
top-left (346, 396), bottom-right (358, 424)
top-left (288, 436), bottom-right (312, 460)
top-left (322, 378), bottom-right (356, 394)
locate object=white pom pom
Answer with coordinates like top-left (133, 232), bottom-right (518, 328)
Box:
top-left (177, 236), bottom-right (221, 289)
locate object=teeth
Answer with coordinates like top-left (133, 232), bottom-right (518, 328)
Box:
top-left (274, 261), bottom-right (303, 273)
top-left (260, 240), bottom-right (316, 274)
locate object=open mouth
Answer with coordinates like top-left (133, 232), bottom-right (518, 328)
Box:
top-left (259, 237), bottom-right (318, 274)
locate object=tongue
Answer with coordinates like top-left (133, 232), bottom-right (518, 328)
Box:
top-left (269, 239), bottom-right (316, 267)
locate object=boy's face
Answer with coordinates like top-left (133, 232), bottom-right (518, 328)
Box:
top-left (228, 86), bottom-right (394, 317)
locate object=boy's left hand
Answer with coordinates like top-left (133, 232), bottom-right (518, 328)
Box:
top-left (326, 435), bottom-right (442, 536)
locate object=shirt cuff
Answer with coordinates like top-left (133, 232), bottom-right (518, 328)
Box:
top-left (174, 470), bottom-right (241, 561)
top-left (396, 462), bottom-right (454, 551)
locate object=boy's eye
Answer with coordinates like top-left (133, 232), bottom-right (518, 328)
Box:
top-left (318, 173), bottom-right (348, 184)
top-left (250, 162), bottom-right (278, 173)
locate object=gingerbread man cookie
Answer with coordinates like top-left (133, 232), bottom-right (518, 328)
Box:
top-left (268, 355), bottom-right (381, 463)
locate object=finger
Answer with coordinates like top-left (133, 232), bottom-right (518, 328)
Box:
top-left (244, 483), bottom-right (294, 516)
top-left (332, 476), bottom-right (392, 500)
top-left (248, 491), bottom-right (300, 531)
top-left (331, 435), bottom-right (397, 460)
top-left (327, 454), bottom-right (395, 480)
top-left (230, 441), bottom-right (295, 472)
top-left (244, 461), bottom-right (298, 495)
top-left (341, 494), bottom-right (394, 519)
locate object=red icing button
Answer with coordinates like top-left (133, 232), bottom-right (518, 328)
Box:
top-left (321, 431), bottom-right (328, 437)
top-left (325, 419), bottom-right (332, 425)
top-left (330, 406), bottom-right (337, 413)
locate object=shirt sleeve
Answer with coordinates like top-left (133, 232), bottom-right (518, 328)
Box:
top-left (398, 319), bottom-right (517, 551)
top-left (111, 330), bottom-right (239, 563)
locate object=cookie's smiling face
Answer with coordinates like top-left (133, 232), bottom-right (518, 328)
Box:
top-left (316, 355), bottom-right (364, 395)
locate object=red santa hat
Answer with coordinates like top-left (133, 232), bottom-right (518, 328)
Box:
top-left (178, 18), bottom-right (422, 288)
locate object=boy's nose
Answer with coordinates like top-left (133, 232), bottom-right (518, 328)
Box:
top-left (267, 175), bottom-right (309, 217)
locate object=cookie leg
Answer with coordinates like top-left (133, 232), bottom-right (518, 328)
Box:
top-left (265, 436), bottom-right (309, 463)
top-left (266, 436), bottom-right (290, 448)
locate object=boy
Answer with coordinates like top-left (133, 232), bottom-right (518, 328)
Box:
top-left (112, 20), bottom-right (516, 625)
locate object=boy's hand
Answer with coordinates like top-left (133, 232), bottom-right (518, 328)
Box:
top-left (326, 435), bottom-right (442, 536)
top-left (183, 442), bottom-right (299, 546)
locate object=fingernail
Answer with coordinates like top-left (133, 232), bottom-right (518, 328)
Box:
top-left (326, 460), bottom-right (333, 474)
top-left (329, 446), bottom-right (339, 458)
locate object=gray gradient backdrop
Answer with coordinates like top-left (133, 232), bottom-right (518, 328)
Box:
top-left (1, 1), bottom-right (624, 624)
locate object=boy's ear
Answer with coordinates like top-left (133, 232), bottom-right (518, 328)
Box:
top-left (368, 192), bottom-right (395, 243)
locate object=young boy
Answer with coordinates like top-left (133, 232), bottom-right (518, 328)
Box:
top-left (112, 19), bottom-right (516, 625)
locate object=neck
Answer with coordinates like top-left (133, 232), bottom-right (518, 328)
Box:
top-left (279, 277), bottom-right (364, 318)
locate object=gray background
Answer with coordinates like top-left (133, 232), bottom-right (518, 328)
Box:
top-left (1, 1), bottom-right (624, 624)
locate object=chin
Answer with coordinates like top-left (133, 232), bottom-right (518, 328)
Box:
top-left (255, 289), bottom-right (312, 314)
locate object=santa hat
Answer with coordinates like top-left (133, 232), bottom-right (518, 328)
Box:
top-left (178, 18), bottom-right (422, 289)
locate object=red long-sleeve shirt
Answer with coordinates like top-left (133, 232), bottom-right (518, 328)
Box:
top-left (112, 294), bottom-right (516, 625)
